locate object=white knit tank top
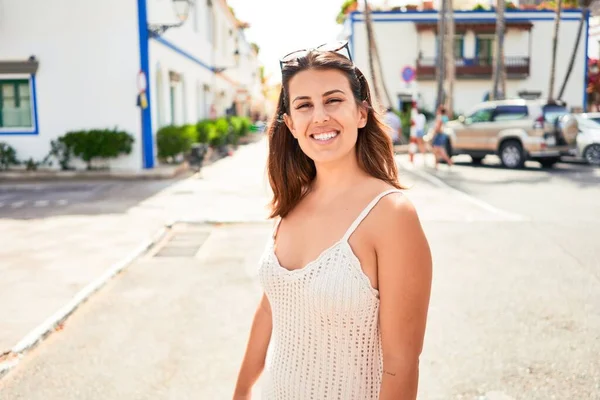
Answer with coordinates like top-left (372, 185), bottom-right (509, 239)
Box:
top-left (258, 189), bottom-right (402, 400)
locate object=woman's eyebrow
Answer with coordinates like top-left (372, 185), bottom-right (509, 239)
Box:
top-left (292, 90), bottom-right (346, 103)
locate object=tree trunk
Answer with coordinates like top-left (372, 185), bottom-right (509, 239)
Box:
top-left (548, 0), bottom-right (563, 101)
top-left (436, 0), bottom-right (447, 109)
top-left (558, 2), bottom-right (589, 100)
top-left (492, 0), bottom-right (505, 100)
top-left (363, 0), bottom-right (393, 109)
top-left (445, 0), bottom-right (455, 116)
top-left (363, 0), bottom-right (381, 105)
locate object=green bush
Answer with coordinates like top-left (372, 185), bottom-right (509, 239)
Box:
top-left (196, 120), bottom-right (216, 144)
top-left (156, 125), bottom-right (195, 161)
top-left (211, 117), bottom-right (230, 147)
top-left (0, 142), bottom-right (19, 170)
top-left (61, 128), bottom-right (134, 169)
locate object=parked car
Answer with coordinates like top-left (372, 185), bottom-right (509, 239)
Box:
top-left (560, 114), bottom-right (600, 165)
top-left (578, 112), bottom-right (600, 125)
top-left (441, 99), bottom-right (575, 168)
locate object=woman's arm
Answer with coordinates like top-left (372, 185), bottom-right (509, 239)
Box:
top-left (373, 194), bottom-right (432, 400)
top-left (233, 293), bottom-right (273, 399)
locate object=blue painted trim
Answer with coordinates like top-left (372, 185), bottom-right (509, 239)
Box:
top-left (0, 75), bottom-right (39, 136)
top-left (137, 0), bottom-right (154, 169)
top-left (365, 9), bottom-right (582, 15)
top-left (353, 17), bottom-right (581, 22)
top-left (31, 74), bottom-right (39, 134)
top-left (583, 9), bottom-right (589, 110)
top-left (152, 36), bottom-right (214, 72)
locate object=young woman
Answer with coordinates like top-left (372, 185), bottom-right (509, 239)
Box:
top-left (233, 41), bottom-right (432, 400)
top-left (431, 106), bottom-right (454, 169)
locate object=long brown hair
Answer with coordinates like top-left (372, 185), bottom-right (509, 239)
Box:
top-left (267, 51), bottom-right (403, 219)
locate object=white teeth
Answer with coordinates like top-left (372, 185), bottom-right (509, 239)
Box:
top-left (313, 132), bottom-right (338, 141)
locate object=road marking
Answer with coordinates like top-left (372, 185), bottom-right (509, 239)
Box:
top-left (56, 199), bottom-right (68, 206)
top-left (11, 201), bottom-right (25, 208)
top-left (34, 200), bottom-right (50, 207)
top-left (398, 159), bottom-right (527, 221)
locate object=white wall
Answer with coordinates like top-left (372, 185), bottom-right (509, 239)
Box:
top-left (352, 11), bottom-right (588, 114)
top-left (0, 0), bottom-right (141, 170)
top-left (588, 18), bottom-right (600, 59)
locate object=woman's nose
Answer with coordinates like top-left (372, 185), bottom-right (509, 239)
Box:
top-left (312, 104), bottom-right (330, 124)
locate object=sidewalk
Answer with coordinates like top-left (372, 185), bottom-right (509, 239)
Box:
top-left (0, 137), bottom-right (272, 372)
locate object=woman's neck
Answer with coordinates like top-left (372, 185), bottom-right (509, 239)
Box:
top-left (311, 153), bottom-right (368, 196)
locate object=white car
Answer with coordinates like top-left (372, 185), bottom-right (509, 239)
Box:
top-left (562, 114), bottom-right (600, 165)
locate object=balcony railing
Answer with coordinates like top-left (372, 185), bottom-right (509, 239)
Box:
top-left (415, 57), bottom-right (530, 80)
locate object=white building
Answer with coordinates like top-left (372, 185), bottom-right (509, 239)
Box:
top-left (347, 9), bottom-right (589, 115)
top-left (589, 16), bottom-right (600, 59)
top-left (0, 0), bottom-right (265, 170)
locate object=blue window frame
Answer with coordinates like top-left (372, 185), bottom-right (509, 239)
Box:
top-left (0, 75), bottom-right (39, 135)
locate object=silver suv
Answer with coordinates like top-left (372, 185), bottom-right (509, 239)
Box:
top-left (444, 99), bottom-right (576, 168)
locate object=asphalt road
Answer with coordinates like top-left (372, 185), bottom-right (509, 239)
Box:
top-left (0, 179), bottom-right (183, 219)
top-left (0, 152), bottom-right (598, 399)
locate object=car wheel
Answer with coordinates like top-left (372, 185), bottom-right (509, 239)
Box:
top-left (539, 158), bottom-right (559, 168)
top-left (471, 156), bottom-right (484, 165)
top-left (583, 143), bottom-right (600, 165)
top-left (499, 140), bottom-right (525, 169)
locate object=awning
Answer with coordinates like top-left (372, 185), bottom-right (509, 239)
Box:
top-left (0, 58), bottom-right (39, 74)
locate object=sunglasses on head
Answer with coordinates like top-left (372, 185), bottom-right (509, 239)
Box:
top-left (279, 40), bottom-right (353, 70)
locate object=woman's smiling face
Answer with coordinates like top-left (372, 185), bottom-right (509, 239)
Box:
top-left (283, 68), bottom-right (367, 164)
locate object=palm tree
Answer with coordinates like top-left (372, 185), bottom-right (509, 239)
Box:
top-left (436, 0), bottom-right (448, 109)
top-left (558, 0), bottom-right (591, 100)
top-left (445, 0), bottom-right (455, 115)
top-left (548, 0), bottom-right (564, 101)
top-left (491, 0), bottom-right (506, 100)
top-left (363, 0), bottom-right (393, 108)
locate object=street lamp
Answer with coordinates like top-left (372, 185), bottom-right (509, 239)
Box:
top-left (148, 0), bottom-right (195, 37)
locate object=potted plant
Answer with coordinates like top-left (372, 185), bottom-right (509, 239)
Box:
top-left (423, 0), bottom-right (434, 10)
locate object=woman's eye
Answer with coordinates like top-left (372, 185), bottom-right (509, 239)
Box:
top-left (296, 103), bottom-right (311, 109)
top-left (327, 98), bottom-right (342, 104)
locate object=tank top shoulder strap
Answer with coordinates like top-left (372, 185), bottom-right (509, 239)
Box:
top-left (342, 189), bottom-right (403, 242)
top-left (271, 217), bottom-right (282, 241)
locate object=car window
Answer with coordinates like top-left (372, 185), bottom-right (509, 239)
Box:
top-left (543, 104), bottom-right (568, 123)
top-left (466, 108), bottom-right (494, 124)
top-left (493, 105), bottom-right (528, 122)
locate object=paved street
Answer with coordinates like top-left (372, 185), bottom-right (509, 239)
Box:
top-left (0, 141), bottom-right (599, 399)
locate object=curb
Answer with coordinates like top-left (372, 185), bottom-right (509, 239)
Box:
top-left (0, 224), bottom-right (171, 379)
top-left (0, 164), bottom-right (191, 182)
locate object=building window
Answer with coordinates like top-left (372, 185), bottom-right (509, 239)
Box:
top-left (476, 35), bottom-right (495, 64)
top-left (0, 79), bottom-right (33, 128)
top-left (454, 35), bottom-right (464, 59)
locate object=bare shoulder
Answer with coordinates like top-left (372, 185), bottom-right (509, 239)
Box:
top-left (370, 190), bottom-right (420, 234)
top-left (367, 190), bottom-right (431, 268)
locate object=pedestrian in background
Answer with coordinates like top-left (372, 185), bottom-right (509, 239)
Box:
top-left (431, 105), bottom-right (454, 169)
top-left (409, 101), bottom-right (427, 164)
top-left (384, 106), bottom-right (402, 145)
top-left (233, 42), bottom-right (432, 400)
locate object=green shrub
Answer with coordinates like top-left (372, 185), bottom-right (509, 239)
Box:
top-left (61, 128), bottom-right (134, 169)
top-left (44, 137), bottom-right (74, 170)
top-left (211, 117), bottom-right (230, 147)
top-left (0, 142), bottom-right (19, 170)
top-left (196, 120), bottom-right (216, 144)
top-left (156, 125), bottom-right (195, 161)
